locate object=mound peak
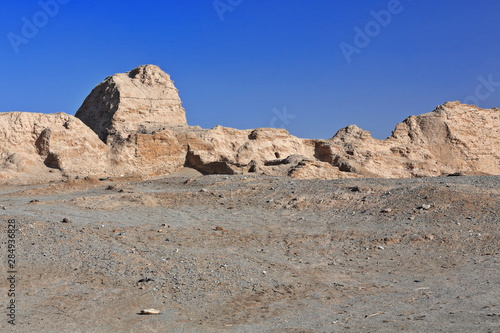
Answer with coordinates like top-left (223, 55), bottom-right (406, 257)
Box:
top-left (75, 64), bottom-right (187, 143)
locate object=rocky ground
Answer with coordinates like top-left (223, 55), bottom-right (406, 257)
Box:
top-left (0, 171), bottom-right (499, 332)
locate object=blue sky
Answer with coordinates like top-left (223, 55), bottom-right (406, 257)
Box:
top-left (1, 0), bottom-right (499, 139)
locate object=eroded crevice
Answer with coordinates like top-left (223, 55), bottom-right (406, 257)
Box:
top-left (184, 149), bottom-right (235, 175)
top-left (314, 141), bottom-right (333, 164)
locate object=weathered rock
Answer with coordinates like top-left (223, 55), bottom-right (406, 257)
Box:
top-left (0, 112), bottom-right (109, 184)
top-left (74, 65), bottom-right (500, 179)
top-left (107, 124), bottom-right (344, 178)
top-left (1, 65), bottom-right (499, 184)
top-left (75, 64), bottom-right (187, 144)
top-left (179, 126), bottom-right (319, 176)
top-left (318, 102), bottom-right (500, 178)
top-left (106, 128), bottom-right (186, 177)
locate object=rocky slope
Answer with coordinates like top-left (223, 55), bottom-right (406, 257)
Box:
top-left (0, 65), bottom-right (498, 183)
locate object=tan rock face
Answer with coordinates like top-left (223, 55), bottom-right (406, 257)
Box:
top-left (179, 126), bottom-right (317, 175)
top-left (1, 65), bottom-right (498, 184)
top-left (75, 64), bottom-right (187, 144)
top-left (0, 112), bottom-right (109, 183)
top-left (319, 102), bottom-right (500, 178)
top-left (107, 126), bottom-right (325, 177)
top-left (107, 129), bottom-right (186, 177)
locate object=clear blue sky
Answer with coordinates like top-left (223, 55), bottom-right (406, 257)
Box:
top-left (1, 0), bottom-right (499, 139)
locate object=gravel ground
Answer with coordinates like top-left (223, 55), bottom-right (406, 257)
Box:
top-left (0, 174), bottom-right (499, 332)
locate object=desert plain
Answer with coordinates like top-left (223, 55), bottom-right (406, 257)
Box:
top-left (1, 170), bottom-right (499, 332)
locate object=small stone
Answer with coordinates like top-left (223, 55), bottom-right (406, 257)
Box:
top-left (377, 246), bottom-right (385, 250)
top-left (62, 217), bottom-right (72, 223)
top-left (140, 308), bottom-right (161, 315)
top-left (2, 206), bottom-right (6, 210)
top-left (214, 226), bottom-right (224, 231)
top-left (262, 271), bottom-right (267, 275)
top-left (381, 208), bottom-right (392, 213)
top-left (200, 188), bottom-right (208, 193)
top-left (421, 204), bottom-right (431, 210)
top-left (138, 278), bottom-right (155, 283)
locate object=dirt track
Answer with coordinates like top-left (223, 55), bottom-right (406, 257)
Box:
top-left (1, 173), bottom-right (499, 332)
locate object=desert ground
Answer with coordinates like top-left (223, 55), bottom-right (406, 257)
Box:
top-left (1, 170), bottom-right (499, 332)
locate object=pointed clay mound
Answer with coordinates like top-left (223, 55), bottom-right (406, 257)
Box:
top-left (75, 65), bottom-right (187, 143)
